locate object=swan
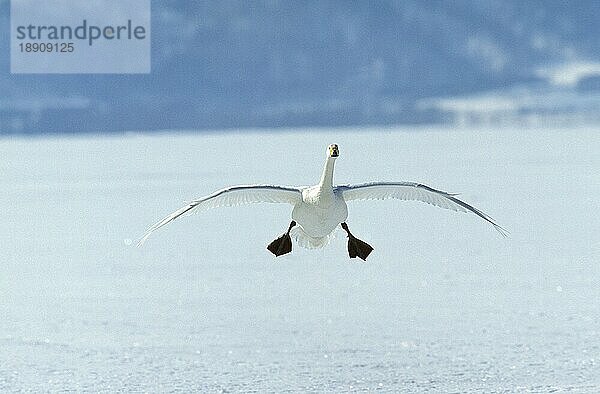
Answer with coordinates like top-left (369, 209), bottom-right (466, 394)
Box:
top-left (138, 144), bottom-right (506, 260)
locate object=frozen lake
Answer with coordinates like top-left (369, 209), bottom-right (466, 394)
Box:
top-left (1, 126), bottom-right (600, 392)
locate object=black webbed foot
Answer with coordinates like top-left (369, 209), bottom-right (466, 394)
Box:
top-left (267, 233), bottom-right (292, 256)
top-left (341, 222), bottom-right (374, 261)
top-left (347, 236), bottom-right (374, 261)
top-left (267, 221), bottom-right (296, 257)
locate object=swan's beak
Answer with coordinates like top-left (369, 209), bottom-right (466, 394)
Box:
top-left (329, 144), bottom-right (339, 158)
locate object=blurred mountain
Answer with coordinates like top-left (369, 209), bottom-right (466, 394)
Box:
top-left (2, 0), bottom-right (600, 134)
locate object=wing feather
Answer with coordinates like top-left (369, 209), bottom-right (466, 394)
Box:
top-left (336, 182), bottom-right (507, 236)
top-left (138, 185), bottom-right (302, 245)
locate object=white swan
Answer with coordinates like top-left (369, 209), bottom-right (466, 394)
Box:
top-left (138, 144), bottom-right (506, 260)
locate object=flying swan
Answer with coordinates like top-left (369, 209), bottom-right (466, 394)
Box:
top-left (138, 144), bottom-right (507, 260)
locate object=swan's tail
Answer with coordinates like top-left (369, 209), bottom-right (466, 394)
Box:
top-left (290, 226), bottom-right (337, 249)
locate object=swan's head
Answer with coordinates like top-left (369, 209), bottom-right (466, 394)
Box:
top-left (327, 144), bottom-right (339, 158)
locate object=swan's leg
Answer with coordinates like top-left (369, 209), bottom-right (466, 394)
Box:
top-left (267, 221), bottom-right (296, 257)
top-left (341, 222), bottom-right (373, 261)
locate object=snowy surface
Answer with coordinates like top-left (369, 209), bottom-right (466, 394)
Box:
top-left (1, 126), bottom-right (600, 392)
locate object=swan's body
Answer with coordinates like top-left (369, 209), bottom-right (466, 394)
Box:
top-left (139, 144), bottom-right (506, 257)
top-left (289, 153), bottom-right (349, 247)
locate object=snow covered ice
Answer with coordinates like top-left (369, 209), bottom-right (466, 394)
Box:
top-left (1, 126), bottom-right (600, 392)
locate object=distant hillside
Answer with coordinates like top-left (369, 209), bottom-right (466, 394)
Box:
top-left (1, 0), bottom-right (600, 134)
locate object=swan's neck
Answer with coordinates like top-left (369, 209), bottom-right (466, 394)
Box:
top-left (319, 157), bottom-right (335, 191)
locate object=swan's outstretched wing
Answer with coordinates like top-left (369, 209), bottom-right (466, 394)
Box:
top-left (138, 185), bottom-right (303, 245)
top-left (336, 182), bottom-right (507, 236)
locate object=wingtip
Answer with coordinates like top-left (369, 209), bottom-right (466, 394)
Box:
top-left (136, 232), bottom-right (151, 247)
top-left (494, 224), bottom-right (510, 238)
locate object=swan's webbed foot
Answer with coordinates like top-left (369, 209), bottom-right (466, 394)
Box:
top-left (341, 222), bottom-right (373, 261)
top-left (267, 221), bottom-right (296, 257)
